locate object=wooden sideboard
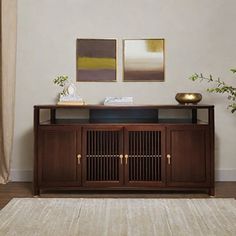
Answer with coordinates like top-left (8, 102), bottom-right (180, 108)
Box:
top-left (34, 104), bottom-right (214, 195)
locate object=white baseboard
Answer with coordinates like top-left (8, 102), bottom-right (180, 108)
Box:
top-left (9, 168), bottom-right (236, 182)
top-left (10, 169), bottom-right (33, 182)
top-left (215, 169), bottom-right (236, 181)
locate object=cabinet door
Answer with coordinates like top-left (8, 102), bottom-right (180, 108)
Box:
top-left (82, 126), bottom-right (123, 187)
top-left (167, 126), bottom-right (210, 187)
top-left (124, 126), bottom-right (166, 187)
top-left (38, 127), bottom-right (81, 186)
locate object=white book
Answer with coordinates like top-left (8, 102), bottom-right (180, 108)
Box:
top-left (104, 97), bottom-right (133, 105)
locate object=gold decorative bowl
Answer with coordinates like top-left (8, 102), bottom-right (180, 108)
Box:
top-left (175, 93), bottom-right (202, 105)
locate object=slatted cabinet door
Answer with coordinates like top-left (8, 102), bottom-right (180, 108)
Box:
top-left (38, 127), bottom-right (82, 186)
top-left (82, 126), bottom-right (124, 187)
top-left (124, 126), bottom-right (166, 187)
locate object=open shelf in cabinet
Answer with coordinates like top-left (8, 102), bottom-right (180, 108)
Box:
top-left (35, 104), bottom-right (213, 126)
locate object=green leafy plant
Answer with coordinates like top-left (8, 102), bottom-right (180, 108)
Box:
top-left (189, 69), bottom-right (236, 113)
top-left (53, 75), bottom-right (69, 96)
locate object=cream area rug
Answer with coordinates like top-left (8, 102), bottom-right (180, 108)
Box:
top-left (0, 198), bottom-right (236, 236)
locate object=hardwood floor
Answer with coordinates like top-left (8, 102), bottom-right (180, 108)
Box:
top-left (0, 182), bottom-right (236, 210)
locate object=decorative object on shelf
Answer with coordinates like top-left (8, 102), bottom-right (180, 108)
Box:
top-left (189, 69), bottom-right (236, 113)
top-left (123, 39), bottom-right (165, 82)
top-left (76, 39), bottom-right (117, 82)
top-left (53, 75), bottom-right (84, 105)
top-left (175, 93), bottom-right (202, 105)
top-left (104, 97), bottom-right (133, 105)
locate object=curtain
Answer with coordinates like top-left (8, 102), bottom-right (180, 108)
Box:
top-left (0, 0), bottom-right (17, 184)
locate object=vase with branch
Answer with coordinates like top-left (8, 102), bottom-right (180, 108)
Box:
top-left (53, 75), bottom-right (84, 104)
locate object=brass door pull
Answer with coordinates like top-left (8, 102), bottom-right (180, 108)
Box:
top-left (119, 154), bottom-right (123, 165)
top-left (77, 154), bottom-right (81, 165)
top-left (167, 154), bottom-right (171, 165)
top-left (125, 154), bottom-right (128, 165)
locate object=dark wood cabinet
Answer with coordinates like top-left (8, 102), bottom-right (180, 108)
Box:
top-left (124, 126), bottom-right (166, 187)
top-left (38, 127), bottom-right (82, 186)
top-left (166, 126), bottom-right (210, 187)
top-left (34, 105), bottom-right (214, 195)
top-left (82, 126), bottom-right (124, 187)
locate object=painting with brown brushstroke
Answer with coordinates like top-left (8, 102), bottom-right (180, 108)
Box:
top-left (123, 39), bottom-right (164, 81)
top-left (76, 39), bottom-right (116, 82)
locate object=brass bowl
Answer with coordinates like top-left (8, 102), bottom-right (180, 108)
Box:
top-left (175, 93), bottom-right (202, 105)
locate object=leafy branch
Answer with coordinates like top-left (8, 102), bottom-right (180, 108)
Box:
top-left (189, 69), bottom-right (236, 113)
top-left (53, 75), bottom-right (69, 96)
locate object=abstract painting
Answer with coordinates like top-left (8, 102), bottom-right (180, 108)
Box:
top-left (76, 39), bottom-right (116, 82)
top-left (123, 39), bottom-right (164, 81)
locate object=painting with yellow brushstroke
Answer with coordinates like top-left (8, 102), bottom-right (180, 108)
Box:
top-left (123, 39), bottom-right (165, 81)
top-left (76, 39), bottom-right (116, 82)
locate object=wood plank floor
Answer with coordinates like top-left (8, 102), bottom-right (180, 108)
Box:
top-left (0, 182), bottom-right (236, 210)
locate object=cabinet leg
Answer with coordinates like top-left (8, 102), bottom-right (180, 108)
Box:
top-left (209, 187), bottom-right (215, 197)
top-left (33, 186), bottom-right (40, 196)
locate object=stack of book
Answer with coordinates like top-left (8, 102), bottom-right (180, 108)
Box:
top-left (57, 100), bottom-right (85, 105)
top-left (57, 95), bottom-right (85, 105)
top-left (104, 97), bottom-right (133, 106)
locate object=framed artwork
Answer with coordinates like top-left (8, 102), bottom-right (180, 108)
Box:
top-left (76, 39), bottom-right (116, 82)
top-left (123, 39), bottom-right (165, 82)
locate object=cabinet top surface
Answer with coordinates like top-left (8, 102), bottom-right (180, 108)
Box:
top-left (34, 104), bottom-right (214, 109)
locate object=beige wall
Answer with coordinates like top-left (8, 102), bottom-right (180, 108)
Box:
top-left (11, 0), bottom-right (236, 181)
